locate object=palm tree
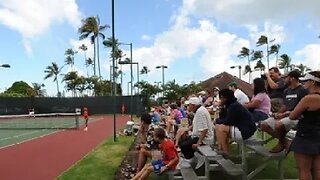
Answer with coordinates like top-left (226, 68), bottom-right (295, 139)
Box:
top-left (278, 54), bottom-right (291, 73)
top-left (64, 48), bottom-right (77, 71)
top-left (32, 83), bottom-right (46, 97)
top-left (251, 51), bottom-right (265, 75)
top-left (238, 47), bottom-right (254, 82)
top-left (256, 35), bottom-right (274, 70)
top-left (79, 44), bottom-right (89, 77)
top-left (63, 71), bottom-right (79, 97)
top-left (44, 62), bottom-right (63, 97)
top-left (254, 60), bottom-right (266, 75)
top-left (295, 64), bottom-right (312, 75)
top-left (86, 57), bottom-right (94, 77)
top-left (78, 16), bottom-right (109, 78)
top-left (269, 44), bottom-right (281, 67)
top-left (140, 66), bottom-right (150, 78)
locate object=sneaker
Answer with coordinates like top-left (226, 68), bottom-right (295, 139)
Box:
top-left (84, 127), bottom-right (88, 131)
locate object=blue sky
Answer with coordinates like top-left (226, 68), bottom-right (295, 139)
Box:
top-left (0, 0), bottom-right (320, 96)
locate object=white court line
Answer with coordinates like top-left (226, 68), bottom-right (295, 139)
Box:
top-left (0, 130), bottom-right (45, 141)
top-left (0, 117), bottom-right (100, 150)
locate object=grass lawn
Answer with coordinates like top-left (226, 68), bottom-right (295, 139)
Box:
top-left (57, 135), bottom-right (134, 180)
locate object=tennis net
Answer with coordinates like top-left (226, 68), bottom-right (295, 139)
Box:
top-left (0, 113), bottom-right (80, 130)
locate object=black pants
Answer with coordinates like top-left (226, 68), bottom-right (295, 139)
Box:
top-left (179, 136), bottom-right (199, 159)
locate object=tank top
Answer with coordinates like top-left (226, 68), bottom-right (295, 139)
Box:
top-left (296, 93), bottom-right (320, 141)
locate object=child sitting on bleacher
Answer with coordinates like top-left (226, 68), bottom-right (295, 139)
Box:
top-left (132, 128), bottom-right (179, 180)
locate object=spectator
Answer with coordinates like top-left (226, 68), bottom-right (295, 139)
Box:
top-left (179, 97), bottom-right (214, 162)
top-left (136, 126), bottom-right (159, 171)
top-left (150, 107), bottom-right (161, 125)
top-left (264, 67), bottom-right (287, 112)
top-left (215, 89), bottom-right (256, 156)
top-left (260, 71), bottom-right (308, 153)
top-left (132, 128), bottom-right (179, 180)
top-left (166, 103), bottom-right (183, 135)
top-left (244, 78), bottom-right (271, 122)
top-left (289, 71), bottom-right (320, 180)
top-left (139, 113), bottom-right (152, 144)
top-left (228, 81), bottom-right (250, 104)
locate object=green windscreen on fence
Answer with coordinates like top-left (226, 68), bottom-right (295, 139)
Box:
top-left (0, 113), bottom-right (80, 130)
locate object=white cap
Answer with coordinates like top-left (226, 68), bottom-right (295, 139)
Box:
top-left (188, 97), bottom-right (201, 105)
top-left (198, 90), bottom-right (206, 95)
top-left (300, 73), bottom-right (320, 82)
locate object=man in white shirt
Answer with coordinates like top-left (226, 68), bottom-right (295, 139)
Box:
top-left (179, 97), bottom-right (214, 159)
top-left (228, 81), bottom-right (249, 104)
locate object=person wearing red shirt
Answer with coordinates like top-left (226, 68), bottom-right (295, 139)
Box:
top-left (132, 128), bottom-right (179, 180)
top-left (83, 107), bottom-right (89, 131)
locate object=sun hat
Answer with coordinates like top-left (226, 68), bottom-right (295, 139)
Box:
top-left (300, 73), bottom-right (320, 82)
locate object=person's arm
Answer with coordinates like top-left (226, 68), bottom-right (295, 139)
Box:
top-left (243, 99), bottom-right (261, 109)
top-left (289, 96), bottom-right (309, 120)
top-left (265, 73), bottom-right (279, 89)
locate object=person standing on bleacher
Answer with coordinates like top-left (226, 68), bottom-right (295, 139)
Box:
top-left (260, 70), bottom-right (308, 153)
top-left (264, 67), bottom-right (287, 113)
top-left (289, 71), bottom-right (320, 180)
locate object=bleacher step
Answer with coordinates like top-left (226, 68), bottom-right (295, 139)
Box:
top-left (180, 167), bottom-right (199, 180)
top-left (246, 145), bottom-right (286, 160)
top-left (216, 158), bottom-right (243, 176)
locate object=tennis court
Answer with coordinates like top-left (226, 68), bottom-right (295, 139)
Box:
top-left (0, 112), bottom-right (84, 148)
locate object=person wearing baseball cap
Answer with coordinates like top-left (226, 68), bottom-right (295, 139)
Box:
top-left (289, 71), bottom-right (320, 179)
top-left (178, 96), bottom-right (213, 168)
top-left (260, 70), bottom-right (308, 153)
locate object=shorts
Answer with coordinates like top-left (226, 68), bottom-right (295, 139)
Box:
top-left (151, 159), bottom-right (165, 173)
top-left (230, 126), bottom-right (255, 143)
top-left (252, 110), bottom-right (269, 122)
top-left (230, 127), bottom-right (243, 142)
top-left (264, 117), bottom-right (298, 131)
top-left (291, 136), bottom-right (320, 155)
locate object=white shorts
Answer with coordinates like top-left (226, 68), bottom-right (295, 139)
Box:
top-left (264, 117), bottom-right (298, 131)
top-left (230, 127), bottom-right (243, 142)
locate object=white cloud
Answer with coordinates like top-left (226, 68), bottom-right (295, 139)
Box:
top-left (295, 44), bottom-right (320, 70)
top-left (0, 0), bottom-right (82, 53)
top-left (185, 0), bottom-right (320, 24)
top-left (246, 22), bottom-right (286, 45)
top-left (141, 34), bottom-right (151, 41)
top-left (133, 18), bottom-right (249, 81)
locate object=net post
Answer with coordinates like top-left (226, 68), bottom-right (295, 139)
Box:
top-left (75, 108), bottom-right (81, 129)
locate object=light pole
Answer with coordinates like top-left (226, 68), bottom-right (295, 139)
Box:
top-left (119, 59), bottom-right (139, 121)
top-left (230, 65), bottom-right (242, 80)
top-left (111, 0), bottom-right (117, 142)
top-left (127, 81), bottom-right (131, 96)
top-left (156, 65), bottom-right (168, 97)
top-left (0, 64), bottom-right (10, 68)
top-left (119, 43), bottom-right (133, 98)
top-left (154, 81), bottom-right (161, 100)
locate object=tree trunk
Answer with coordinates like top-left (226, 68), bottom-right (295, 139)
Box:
top-left (55, 77), bottom-right (60, 97)
top-left (93, 39), bottom-right (96, 76)
top-left (97, 36), bottom-right (101, 79)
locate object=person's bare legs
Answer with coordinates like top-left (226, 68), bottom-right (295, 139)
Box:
top-left (312, 155), bottom-right (320, 180)
top-left (260, 120), bottom-right (286, 152)
top-left (215, 124), bottom-right (230, 154)
top-left (139, 164), bottom-right (154, 180)
top-left (294, 152), bottom-right (313, 180)
top-left (137, 147), bottom-right (152, 172)
top-left (132, 164), bottom-right (149, 180)
top-left (175, 127), bottom-right (188, 146)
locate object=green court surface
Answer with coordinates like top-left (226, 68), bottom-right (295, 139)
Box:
top-left (0, 114), bottom-right (84, 148)
top-left (0, 129), bottom-right (58, 148)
